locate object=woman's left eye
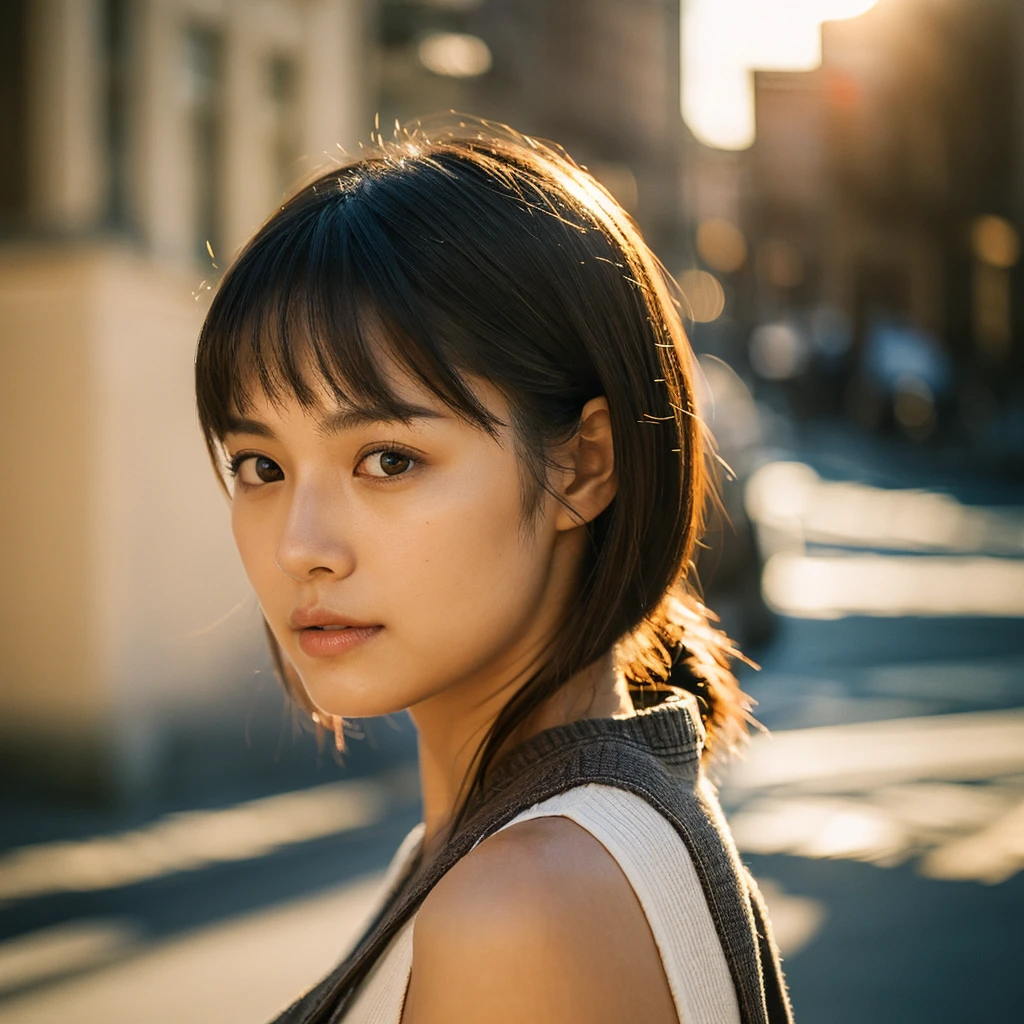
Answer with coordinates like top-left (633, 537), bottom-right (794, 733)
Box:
top-left (359, 449), bottom-right (416, 478)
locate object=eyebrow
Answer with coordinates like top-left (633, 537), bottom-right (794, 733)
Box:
top-left (223, 403), bottom-right (446, 440)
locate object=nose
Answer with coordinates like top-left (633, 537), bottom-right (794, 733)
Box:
top-left (274, 480), bottom-right (356, 582)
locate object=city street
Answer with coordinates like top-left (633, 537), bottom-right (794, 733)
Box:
top-left (0, 429), bottom-right (1021, 1023)
top-left (3, 1), bottom-right (1023, 1022)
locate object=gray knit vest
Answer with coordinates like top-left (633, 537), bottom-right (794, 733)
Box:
top-left (271, 695), bottom-right (794, 1023)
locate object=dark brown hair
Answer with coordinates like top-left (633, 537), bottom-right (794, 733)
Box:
top-left (195, 120), bottom-right (751, 825)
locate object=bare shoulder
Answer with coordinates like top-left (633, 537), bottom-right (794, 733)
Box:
top-left (401, 816), bottom-right (677, 1024)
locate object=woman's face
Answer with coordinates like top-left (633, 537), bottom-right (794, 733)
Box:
top-left (224, 367), bottom-right (583, 719)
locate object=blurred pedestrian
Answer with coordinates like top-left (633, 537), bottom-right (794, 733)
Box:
top-left (194, 118), bottom-right (792, 1024)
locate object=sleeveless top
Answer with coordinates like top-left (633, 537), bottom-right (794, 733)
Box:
top-left (269, 696), bottom-right (794, 1024)
top-left (342, 785), bottom-right (744, 1023)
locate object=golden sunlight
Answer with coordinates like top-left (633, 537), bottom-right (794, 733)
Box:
top-left (682, 0), bottom-right (880, 150)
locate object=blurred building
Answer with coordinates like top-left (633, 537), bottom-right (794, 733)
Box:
top-left (375, 0), bottom-right (690, 260)
top-left (744, 0), bottom-right (1024, 443)
top-left (0, 0), bottom-right (366, 801)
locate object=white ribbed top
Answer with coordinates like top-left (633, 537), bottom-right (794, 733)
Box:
top-left (343, 784), bottom-right (741, 1024)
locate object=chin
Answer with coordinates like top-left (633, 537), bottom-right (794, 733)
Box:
top-left (300, 673), bottom-right (420, 721)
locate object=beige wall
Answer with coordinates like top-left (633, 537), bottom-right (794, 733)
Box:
top-left (0, 251), bottom-right (102, 728)
top-left (0, 245), bottom-right (267, 793)
top-left (89, 248), bottom-right (260, 715)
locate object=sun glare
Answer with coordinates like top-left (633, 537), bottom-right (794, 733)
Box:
top-left (682, 0), bottom-right (880, 150)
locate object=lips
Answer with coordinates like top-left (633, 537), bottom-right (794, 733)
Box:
top-left (289, 607), bottom-right (383, 659)
top-left (289, 607), bottom-right (379, 631)
top-left (297, 622), bottom-right (382, 658)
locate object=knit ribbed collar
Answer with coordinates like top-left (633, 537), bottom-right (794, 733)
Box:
top-left (486, 691), bottom-right (706, 792)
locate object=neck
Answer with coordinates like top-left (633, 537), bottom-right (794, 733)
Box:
top-left (408, 649), bottom-right (633, 857)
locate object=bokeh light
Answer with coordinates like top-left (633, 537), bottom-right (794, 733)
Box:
top-left (678, 268), bottom-right (726, 322)
top-left (418, 32), bottom-right (492, 78)
top-left (971, 215), bottom-right (1021, 269)
top-left (749, 322), bottom-right (810, 380)
top-left (696, 218), bottom-right (748, 273)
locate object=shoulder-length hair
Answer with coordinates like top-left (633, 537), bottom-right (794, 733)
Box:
top-left (195, 121), bottom-right (751, 821)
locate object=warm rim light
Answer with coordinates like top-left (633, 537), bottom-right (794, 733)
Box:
top-left (682, 0), bottom-right (880, 150)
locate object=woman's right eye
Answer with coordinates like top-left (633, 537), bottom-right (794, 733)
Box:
top-left (232, 455), bottom-right (284, 487)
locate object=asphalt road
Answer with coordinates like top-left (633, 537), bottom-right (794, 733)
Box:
top-left (730, 619), bottom-right (1024, 1023)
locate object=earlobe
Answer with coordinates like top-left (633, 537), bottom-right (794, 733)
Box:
top-left (554, 396), bottom-right (617, 531)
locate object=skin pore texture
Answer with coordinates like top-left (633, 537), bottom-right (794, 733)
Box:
top-left (225, 364), bottom-right (677, 1024)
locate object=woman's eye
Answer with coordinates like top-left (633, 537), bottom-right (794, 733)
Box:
top-left (235, 455), bottom-right (284, 486)
top-left (360, 449), bottom-right (415, 478)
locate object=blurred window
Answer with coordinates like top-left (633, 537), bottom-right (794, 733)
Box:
top-left (102, 0), bottom-right (132, 232)
top-left (0, 0), bottom-right (29, 231)
top-left (377, 0), bottom-right (484, 130)
top-left (268, 55), bottom-right (301, 205)
top-left (184, 24), bottom-right (224, 264)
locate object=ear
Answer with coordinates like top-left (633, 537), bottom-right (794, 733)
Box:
top-left (553, 396), bottom-right (618, 531)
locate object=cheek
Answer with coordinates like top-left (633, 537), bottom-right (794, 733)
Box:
top-left (231, 506), bottom-right (280, 601)
top-left (384, 466), bottom-right (552, 659)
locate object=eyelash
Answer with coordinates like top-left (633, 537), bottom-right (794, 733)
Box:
top-left (358, 444), bottom-right (420, 482)
top-left (224, 445), bottom-right (420, 485)
top-left (225, 452), bottom-right (251, 478)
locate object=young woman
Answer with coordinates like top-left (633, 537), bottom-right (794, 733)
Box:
top-left (195, 122), bottom-right (793, 1024)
